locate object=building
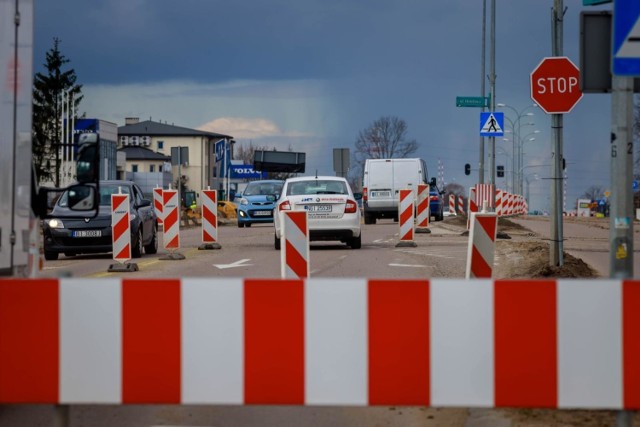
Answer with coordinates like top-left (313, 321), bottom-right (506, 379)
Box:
top-left (117, 145), bottom-right (172, 196)
top-left (117, 118), bottom-right (233, 197)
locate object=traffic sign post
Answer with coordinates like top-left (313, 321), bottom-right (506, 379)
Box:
top-left (530, 57), bottom-right (583, 114)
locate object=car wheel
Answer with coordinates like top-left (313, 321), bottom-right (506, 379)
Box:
top-left (349, 234), bottom-right (362, 249)
top-left (44, 250), bottom-right (58, 261)
top-left (238, 222), bottom-right (244, 228)
top-left (246, 223), bottom-right (252, 228)
top-left (144, 225), bottom-right (158, 254)
top-left (274, 234), bottom-right (281, 250)
top-left (364, 214), bottom-right (376, 225)
top-left (132, 228), bottom-right (143, 258)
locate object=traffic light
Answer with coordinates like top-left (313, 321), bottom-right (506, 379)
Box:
top-left (497, 165), bottom-right (504, 177)
top-left (464, 163), bottom-right (471, 175)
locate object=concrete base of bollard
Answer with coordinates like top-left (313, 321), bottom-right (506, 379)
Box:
top-left (416, 228), bottom-right (431, 234)
top-left (198, 243), bottom-right (222, 250)
top-left (107, 263), bottom-right (139, 272)
top-left (160, 252), bottom-right (186, 260)
top-left (395, 241), bottom-right (418, 248)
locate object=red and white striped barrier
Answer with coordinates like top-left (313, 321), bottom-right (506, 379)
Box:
top-left (449, 194), bottom-right (456, 215)
top-left (467, 187), bottom-right (477, 229)
top-left (153, 187), bottom-right (163, 226)
top-left (162, 189), bottom-right (180, 251)
top-left (0, 277), bottom-right (638, 408)
top-left (111, 194), bottom-right (131, 262)
top-left (201, 189), bottom-right (218, 245)
top-left (507, 193), bottom-right (514, 216)
top-left (416, 184), bottom-right (430, 228)
top-left (495, 189), bottom-right (503, 217)
top-left (281, 211), bottom-right (309, 279)
top-left (465, 212), bottom-right (498, 279)
top-left (457, 195), bottom-right (464, 215)
top-left (397, 189), bottom-right (415, 245)
top-left (475, 183), bottom-right (495, 210)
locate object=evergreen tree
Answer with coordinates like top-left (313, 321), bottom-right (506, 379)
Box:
top-left (32, 37), bottom-right (83, 186)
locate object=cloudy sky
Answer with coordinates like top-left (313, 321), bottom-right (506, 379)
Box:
top-left (34, 0), bottom-right (617, 212)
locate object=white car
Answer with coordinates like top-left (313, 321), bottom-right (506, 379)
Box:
top-left (274, 176), bottom-right (362, 249)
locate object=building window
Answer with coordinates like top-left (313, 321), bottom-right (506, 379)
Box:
top-left (132, 164), bottom-right (139, 173)
top-left (150, 164), bottom-right (155, 173)
top-left (157, 141), bottom-right (164, 150)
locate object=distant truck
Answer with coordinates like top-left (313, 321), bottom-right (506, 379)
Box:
top-left (362, 158), bottom-right (434, 225)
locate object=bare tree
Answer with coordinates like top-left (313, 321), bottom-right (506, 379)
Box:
top-left (349, 116), bottom-right (418, 191)
top-left (581, 185), bottom-right (605, 201)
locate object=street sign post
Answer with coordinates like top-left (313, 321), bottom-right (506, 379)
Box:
top-left (530, 57), bottom-right (583, 114)
top-left (456, 96), bottom-right (490, 108)
top-left (613, 0), bottom-right (640, 76)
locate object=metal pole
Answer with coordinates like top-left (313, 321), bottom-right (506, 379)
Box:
top-left (478, 0), bottom-right (486, 184)
top-left (550, 0), bottom-right (564, 266)
top-left (610, 75), bottom-right (634, 277)
top-left (488, 0), bottom-right (496, 209)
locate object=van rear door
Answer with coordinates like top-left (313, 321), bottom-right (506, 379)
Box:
top-left (366, 160), bottom-right (395, 209)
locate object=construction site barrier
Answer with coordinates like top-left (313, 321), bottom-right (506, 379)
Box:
top-left (465, 212), bottom-right (498, 279)
top-left (397, 189), bottom-right (415, 246)
top-left (162, 189), bottom-right (180, 251)
top-left (281, 211), bottom-right (309, 279)
top-left (457, 195), bottom-right (464, 215)
top-left (416, 184), bottom-right (430, 228)
top-left (111, 194), bottom-right (131, 263)
top-left (201, 189), bottom-right (218, 245)
top-left (153, 187), bottom-right (163, 225)
top-left (449, 194), bottom-right (456, 216)
top-left (0, 277), bottom-right (638, 408)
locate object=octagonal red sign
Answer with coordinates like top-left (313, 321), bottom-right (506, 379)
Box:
top-left (530, 57), bottom-right (583, 114)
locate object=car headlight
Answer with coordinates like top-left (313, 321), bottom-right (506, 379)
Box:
top-left (47, 219), bottom-right (64, 229)
top-left (240, 198), bottom-right (249, 206)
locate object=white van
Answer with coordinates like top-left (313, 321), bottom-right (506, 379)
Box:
top-left (362, 158), bottom-right (431, 224)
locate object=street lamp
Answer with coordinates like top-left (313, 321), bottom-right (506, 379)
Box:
top-left (524, 173), bottom-right (539, 208)
top-left (497, 103), bottom-right (538, 195)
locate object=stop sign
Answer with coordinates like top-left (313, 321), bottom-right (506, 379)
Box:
top-left (530, 57), bottom-right (583, 114)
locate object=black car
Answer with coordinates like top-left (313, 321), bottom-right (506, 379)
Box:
top-left (43, 180), bottom-right (158, 260)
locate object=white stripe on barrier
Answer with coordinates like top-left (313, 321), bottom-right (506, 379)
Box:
top-left (60, 278), bottom-right (121, 403)
top-left (201, 189), bottom-right (218, 244)
top-left (181, 278), bottom-right (243, 404)
top-left (557, 280), bottom-right (622, 409)
top-left (431, 279), bottom-right (494, 406)
top-left (305, 278), bottom-right (367, 405)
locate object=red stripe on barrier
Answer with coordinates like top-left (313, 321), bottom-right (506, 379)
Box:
top-left (477, 215), bottom-right (497, 239)
top-left (115, 244), bottom-right (131, 260)
top-left (471, 245), bottom-right (492, 278)
top-left (400, 205), bottom-right (412, 225)
top-left (285, 240), bottom-right (308, 278)
top-left (113, 212), bottom-right (129, 240)
top-left (203, 205), bottom-right (216, 226)
top-left (495, 280), bottom-right (557, 408)
top-left (164, 206), bottom-right (178, 229)
top-left (112, 195), bottom-right (127, 211)
top-left (203, 230), bottom-right (214, 242)
top-left (0, 279), bottom-right (59, 403)
top-left (368, 280), bottom-right (430, 405)
top-left (244, 279), bottom-right (304, 404)
top-left (122, 280), bottom-right (181, 403)
top-left (165, 235), bottom-right (179, 249)
top-left (624, 280), bottom-right (640, 409)
top-left (288, 211), bottom-right (307, 235)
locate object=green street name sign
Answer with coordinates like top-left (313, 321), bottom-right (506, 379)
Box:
top-left (582, 0), bottom-right (611, 5)
top-left (456, 96), bottom-right (490, 108)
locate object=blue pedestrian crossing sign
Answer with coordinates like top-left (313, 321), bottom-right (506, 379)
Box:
top-left (479, 112), bottom-right (504, 137)
top-left (613, 0), bottom-right (640, 76)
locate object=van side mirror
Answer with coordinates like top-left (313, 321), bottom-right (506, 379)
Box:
top-left (67, 185), bottom-right (97, 211)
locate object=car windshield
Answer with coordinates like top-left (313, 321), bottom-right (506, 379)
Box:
top-left (244, 181), bottom-right (283, 196)
top-left (287, 180), bottom-right (348, 196)
top-left (59, 184), bottom-right (131, 207)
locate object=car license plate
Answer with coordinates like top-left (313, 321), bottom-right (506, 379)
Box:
top-left (72, 230), bottom-right (102, 238)
top-left (371, 191), bottom-right (390, 197)
top-left (253, 210), bottom-right (272, 216)
top-left (306, 205), bottom-right (332, 212)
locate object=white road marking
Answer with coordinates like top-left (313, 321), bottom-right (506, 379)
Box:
top-left (389, 263), bottom-right (428, 268)
top-left (213, 259), bottom-right (253, 269)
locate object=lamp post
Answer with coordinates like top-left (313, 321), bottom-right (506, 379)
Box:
top-left (518, 130), bottom-right (540, 194)
top-left (524, 173), bottom-right (539, 206)
top-left (497, 103), bottom-right (538, 195)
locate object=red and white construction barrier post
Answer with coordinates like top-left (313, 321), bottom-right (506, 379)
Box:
top-left (416, 184), bottom-right (431, 233)
top-left (153, 187), bottom-right (163, 227)
top-left (160, 187), bottom-right (185, 260)
top-left (199, 188), bottom-right (221, 250)
top-left (467, 187), bottom-right (477, 230)
top-left (465, 211), bottom-right (498, 279)
top-left (281, 211), bottom-right (310, 278)
top-left (449, 194), bottom-right (456, 216)
top-left (458, 195), bottom-right (464, 215)
top-left (495, 189), bottom-right (503, 217)
top-left (108, 191), bottom-right (138, 272)
top-left (396, 189), bottom-right (416, 247)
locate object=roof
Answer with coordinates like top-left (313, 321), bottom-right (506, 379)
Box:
top-left (118, 146), bottom-right (171, 161)
top-left (118, 120), bottom-right (232, 139)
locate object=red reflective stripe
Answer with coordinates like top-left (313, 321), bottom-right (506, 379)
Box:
top-left (288, 211), bottom-right (307, 235)
top-left (471, 245), bottom-right (492, 278)
top-left (623, 280), bottom-right (640, 409)
top-left (369, 280), bottom-right (430, 405)
top-left (203, 204), bottom-right (216, 226)
top-left (244, 279), bottom-right (304, 404)
top-left (112, 195), bottom-right (127, 211)
top-left (401, 229), bottom-right (414, 241)
top-left (122, 279), bottom-right (181, 403)
top-left (400, 205), bottom-right (412, 224)
top-left (0, 279), bottom-right (59, 403)
top-left (113, 212), bottom-right (129, 240)
top-left (165, 235), bottom-right (179, 249)
top-left (477, 216), bottom-right (497, 239)
top-left (285, 240), bottom-right (308, 278)
top-left (115, 244), bottom-right (131, 260)
top-left (494, 280), bottom-right (557, 408)
top-left (164, 206), bottom-right (178, 229)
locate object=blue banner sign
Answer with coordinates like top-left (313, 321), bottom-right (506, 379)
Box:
top-left (230, 165), bottom-right (267, 179)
